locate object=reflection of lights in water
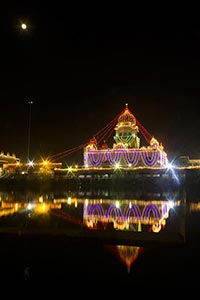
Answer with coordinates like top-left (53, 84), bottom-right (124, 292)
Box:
top-left (35, 203), bottom-right (49, 214)
top-left (117, 245), bottom-right (142, 273)
top-left (152, 222), bottom-right (162, 232)
top-left (0, 194), bottom-right (184, 273)
top-left (83, 199), bottom-right (180, 230)
top-left (115, 201), bottom-right (120, 208)
top-left (190, 202), bottom-right (200, 211)
top-left (67, 197), bottom-right (72, 205)
top-left (107, 244), bottom-right (143, 273)
top-left (39, 196), bottom-right (43, 203)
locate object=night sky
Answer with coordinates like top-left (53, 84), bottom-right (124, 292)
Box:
top-left (1, 3), bottom-right (200, 164)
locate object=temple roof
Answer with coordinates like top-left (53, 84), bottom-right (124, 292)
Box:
top-left (117, 104), bottom-right (136, 125)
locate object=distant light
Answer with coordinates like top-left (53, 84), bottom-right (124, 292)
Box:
top-left (42, 160), bottom-right (48, 166)
top-left (28, 160), bottom-right (34, 166)
top-left (39, 196), bottom-right (43, 203)
top-left (168, 201), bottom-right (174, 209)
top-left (21, 23), bottom-right (27, 30)
top-left (67, 197), bottom-right (72, 205)
top-left (166, 162), bottom-right (174, 169)
top-left (115, 201), bottom-right (120, 208)
top-left (114, 162), bottom-right (121, 169)
top-left (27, 203), bottom-right (33, 210)
top-left (67, 166), bottom-right (72, 172)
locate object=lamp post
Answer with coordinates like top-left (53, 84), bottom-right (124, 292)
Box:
top-left (27, 100), bottom-right (33, 162)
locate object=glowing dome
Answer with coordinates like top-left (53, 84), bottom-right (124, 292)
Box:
top-left (114, 104), bottom-right (139, 148)
top-left (117, 104), bottom-right (137, 126)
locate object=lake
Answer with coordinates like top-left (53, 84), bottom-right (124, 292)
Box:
top-left (0, 180), bottom-right (199, 292)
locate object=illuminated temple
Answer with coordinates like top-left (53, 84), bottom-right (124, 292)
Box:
top-left (84, 104), bottom-right (168, 169)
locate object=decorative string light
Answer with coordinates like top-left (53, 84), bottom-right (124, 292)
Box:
top-left (50, 104), bottom-right (168, 169)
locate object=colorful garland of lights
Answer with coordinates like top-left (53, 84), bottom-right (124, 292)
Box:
top-left (83, 105), bottom-right (168, 168)
top-left (84, 149), bottom-right (168, 168)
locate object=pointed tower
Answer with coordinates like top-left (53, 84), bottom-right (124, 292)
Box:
top-left (113, 103), bottom-right (140, 149)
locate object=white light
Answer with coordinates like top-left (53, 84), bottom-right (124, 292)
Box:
top-left (114, 162), bottom-right (120, 169)
top-left (27, 203), bottom-right (32, 210)
top-left (28, 160), bottom-right (34, 166)
top-left (21, 23), bottom-right (27, 30)
top-left (115, 201), bottom-right (120, 208)
top-left (166, 162), bottom-right (174, 169)
top-left (168, 201), bottom-right (174, 208)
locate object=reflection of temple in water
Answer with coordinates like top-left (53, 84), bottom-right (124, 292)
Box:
top-left (0, 190), bottom-right (186, 272)
top-left (83, 199), bottom-right (180, 233)
top-left (108, 244), bottom-right (143, 273)
top-left (82, 198), bottom-right (181, 271)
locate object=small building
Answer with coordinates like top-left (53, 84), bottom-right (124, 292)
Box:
top-left (0, 152), bottom-right (20, 168)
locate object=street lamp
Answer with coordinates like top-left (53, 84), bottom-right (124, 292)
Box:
top-left (27, 100), bottom-right (33, 162)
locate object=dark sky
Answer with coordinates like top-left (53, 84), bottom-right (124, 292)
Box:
top-left (1, 3), bottom-right (200, 164)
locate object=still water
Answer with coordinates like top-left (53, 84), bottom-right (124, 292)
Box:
top-left (0, 185), bottom-right (199, 289)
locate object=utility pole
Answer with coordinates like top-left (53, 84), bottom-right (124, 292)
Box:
top-left (27, 100), bottom-right (33, 162)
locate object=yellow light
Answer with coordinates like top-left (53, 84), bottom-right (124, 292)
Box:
top-left (39, 196), bottom-right (43, 203)
top-left (67, 197), bottom-right (72, 205)
top-left (67, 166), bottom-right (72, 172)
top-left (114, 162), bottom-right (121, 169)
top-left (115, 201), bottom-right (120, 208)
top-left (35, 203), bottom-right (49, 214)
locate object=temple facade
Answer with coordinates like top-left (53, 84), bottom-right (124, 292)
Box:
top-left (0, 152), bottom-right (19, 168)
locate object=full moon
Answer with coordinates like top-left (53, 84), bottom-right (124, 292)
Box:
top-left (21, 23), bottom-right (27, 30)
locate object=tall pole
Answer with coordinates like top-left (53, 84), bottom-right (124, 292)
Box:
top-left (27, 100), bottom-right (33, 162)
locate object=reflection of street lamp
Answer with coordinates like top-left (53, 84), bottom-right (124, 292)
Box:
top-left (27, 100), bottom-right (33, 162)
